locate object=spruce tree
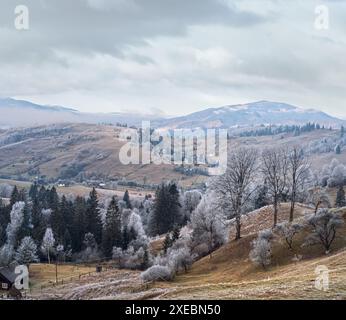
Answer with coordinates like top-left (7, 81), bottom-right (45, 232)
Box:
top-left (172, 225), bottom-right (180, 242)
top-left (86, 188), bottom-right (102, 244)
top-left (102, 196), bottom-right (122, 257)
top-left (123, 190), bottom-right (132, 209)
top-left (71, 196), bottom-right (87, 252)
top-left (149, 182), bottom-right (182, 236)
top-left (17, 201), bottom-right (32, 242)
top-left (10, 186), bottom-right (20, 207)
top-left (121, 226), bottom-right (130, 250)
top-left (31, 196), bottom-right (45, 243)
top-left (163, 233), bottom-right (172, 253)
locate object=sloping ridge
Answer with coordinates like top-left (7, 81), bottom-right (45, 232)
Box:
top-left (161, 205), bottom-right (346, 299)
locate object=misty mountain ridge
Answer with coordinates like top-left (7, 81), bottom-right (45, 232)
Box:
top-left (0, 97), bottom-right (344, 129)
top-left (155, 100), bottom-right (344, 129)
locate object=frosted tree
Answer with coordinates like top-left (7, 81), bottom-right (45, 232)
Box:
top-left (182, 190), bottom-right (202, 222)
top-left (167, 246), bottom-right (193, 273)
top-left (287, 147), bottom-right (311, 222)
top-left (305, 209), bottom-right (344, 254)
top-left (140, 265), bottom-right (173, 282)
top-left (307, 187), bottom-right (331, 214)
top-left (328, 164), bottom-right (346, 187)
top-left (41, 228), bottom-right (55, 264)
top-left (211, 147), bottom-right (258, 239)
top-left (190, 193), bottom-right (227, 258)
top-left (15, 236), bottom-right (39, 266)
top-left (274, 221), bottom-right (302, 250)
top-left (0, 244), bottom-right (14, 267)
top-left (78, 232), bottom-right (101, 262)
top-left (6, 201), bottom-right (25, 246)
top-left (249, 229), bottom-right (273, 269)
top-left (261, 148), bottom-right (289, 226)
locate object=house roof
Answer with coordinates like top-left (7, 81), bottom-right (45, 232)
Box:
top-left (0, 267), bottom-right (16, 283)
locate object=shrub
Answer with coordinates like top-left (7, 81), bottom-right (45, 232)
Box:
top-left (249, 229), bottom-right (273, 269)
top-left (140, 265), bottom-right (174, 282)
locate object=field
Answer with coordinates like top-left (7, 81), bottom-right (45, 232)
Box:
top-left (29, 264), bottom-right (95, 290)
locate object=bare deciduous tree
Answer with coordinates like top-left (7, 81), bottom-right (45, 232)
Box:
top-left (307, 187), bottom-right (331, 214)
top-left (288, 147), bottom-right (311, 222)
top-left (211, 148), bottom-right (257, 240)
top-left (305, 209), bottom-right (344, 254)
top-left (261, 148), bottom-right (289, 227)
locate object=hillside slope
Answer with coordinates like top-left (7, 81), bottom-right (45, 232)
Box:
top-left (0, 123), bottom-right (345, 185)
top-left (31, 206), bottom-right (346, 300)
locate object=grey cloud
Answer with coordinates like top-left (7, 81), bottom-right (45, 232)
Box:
top-left (0, 0), bottom-right (265, 61)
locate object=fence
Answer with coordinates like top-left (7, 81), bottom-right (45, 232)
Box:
top-left (38, 264), bottom-right (117, 291)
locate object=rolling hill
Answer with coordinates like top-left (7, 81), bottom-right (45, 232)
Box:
top-left (0, 98), bottom-right (161, 129)
top-left (154, 101), bottom-right (345, 129)
top-left (0, 122), bottom-right (345, 186)
top-left (29, 205), bottom-right (346, 300)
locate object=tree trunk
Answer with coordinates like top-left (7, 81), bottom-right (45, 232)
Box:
top-left (235, 214), bottom-right (241, 240)
top-left (273, 200), bottom-right (278, 227)
top-left (47, 250), bottom-right (50, 264)
top-left (289, 197), bottom-right (295, 222)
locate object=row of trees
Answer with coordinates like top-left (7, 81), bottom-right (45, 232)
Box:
top-left (211, 146), bottom-right (311, 240)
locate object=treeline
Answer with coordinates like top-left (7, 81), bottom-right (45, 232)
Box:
top-left (240, 122), bottom-right (325, 137)
top-left (0, 182), bottom-right (202, 270)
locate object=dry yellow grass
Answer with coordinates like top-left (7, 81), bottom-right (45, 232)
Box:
top-left (29, 263), bottom-right (95, 289)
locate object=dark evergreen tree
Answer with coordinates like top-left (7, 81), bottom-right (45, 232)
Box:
top-left (31, 196), bottom-right (45, 243)
top-left (29, 183), bottom-right (38, 200)
top-left (10, 186), bottom-right (20, 207)
top-left (255, 185), bottom-right (269, 209)
top-left (172, 225), bottom-right (180, 242)
top-left (149, 182), bottom-right (182, 236)
top-left (86, 188), bottom-right (102, 244)
top-left (0, 200), bottom-right (10, 246)
top-left (163, 233), bottom-right (172, 253)
top-left (123, 190), bottom-right (132, 209)
top-left (17, 201), bottom-right (32, 243)
top-left (140, 249), bottom-right (150, 270)
top-left (71, 196), bottom-right (87, 252)
top-left (121, 226), bottom-right (130, 250)
top-left (102, 196), bottom-right (122, 257)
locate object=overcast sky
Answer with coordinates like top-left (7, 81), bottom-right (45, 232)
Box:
top-left (0, 0), bottom-right (345, 117)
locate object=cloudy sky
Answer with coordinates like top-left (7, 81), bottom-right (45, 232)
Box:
top-left (0, 0), bottom-right (346, 117)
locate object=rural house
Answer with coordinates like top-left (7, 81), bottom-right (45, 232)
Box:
top-left (0, 267), bottom-right (16, 291)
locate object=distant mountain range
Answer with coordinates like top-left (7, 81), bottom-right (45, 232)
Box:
top-left (0, 98), bottom-right (344, 129)
top-left (154, 101), bottom-right (345, 129)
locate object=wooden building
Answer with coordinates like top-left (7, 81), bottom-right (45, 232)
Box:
top-left (0, 267), bottom-right (16, 291)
